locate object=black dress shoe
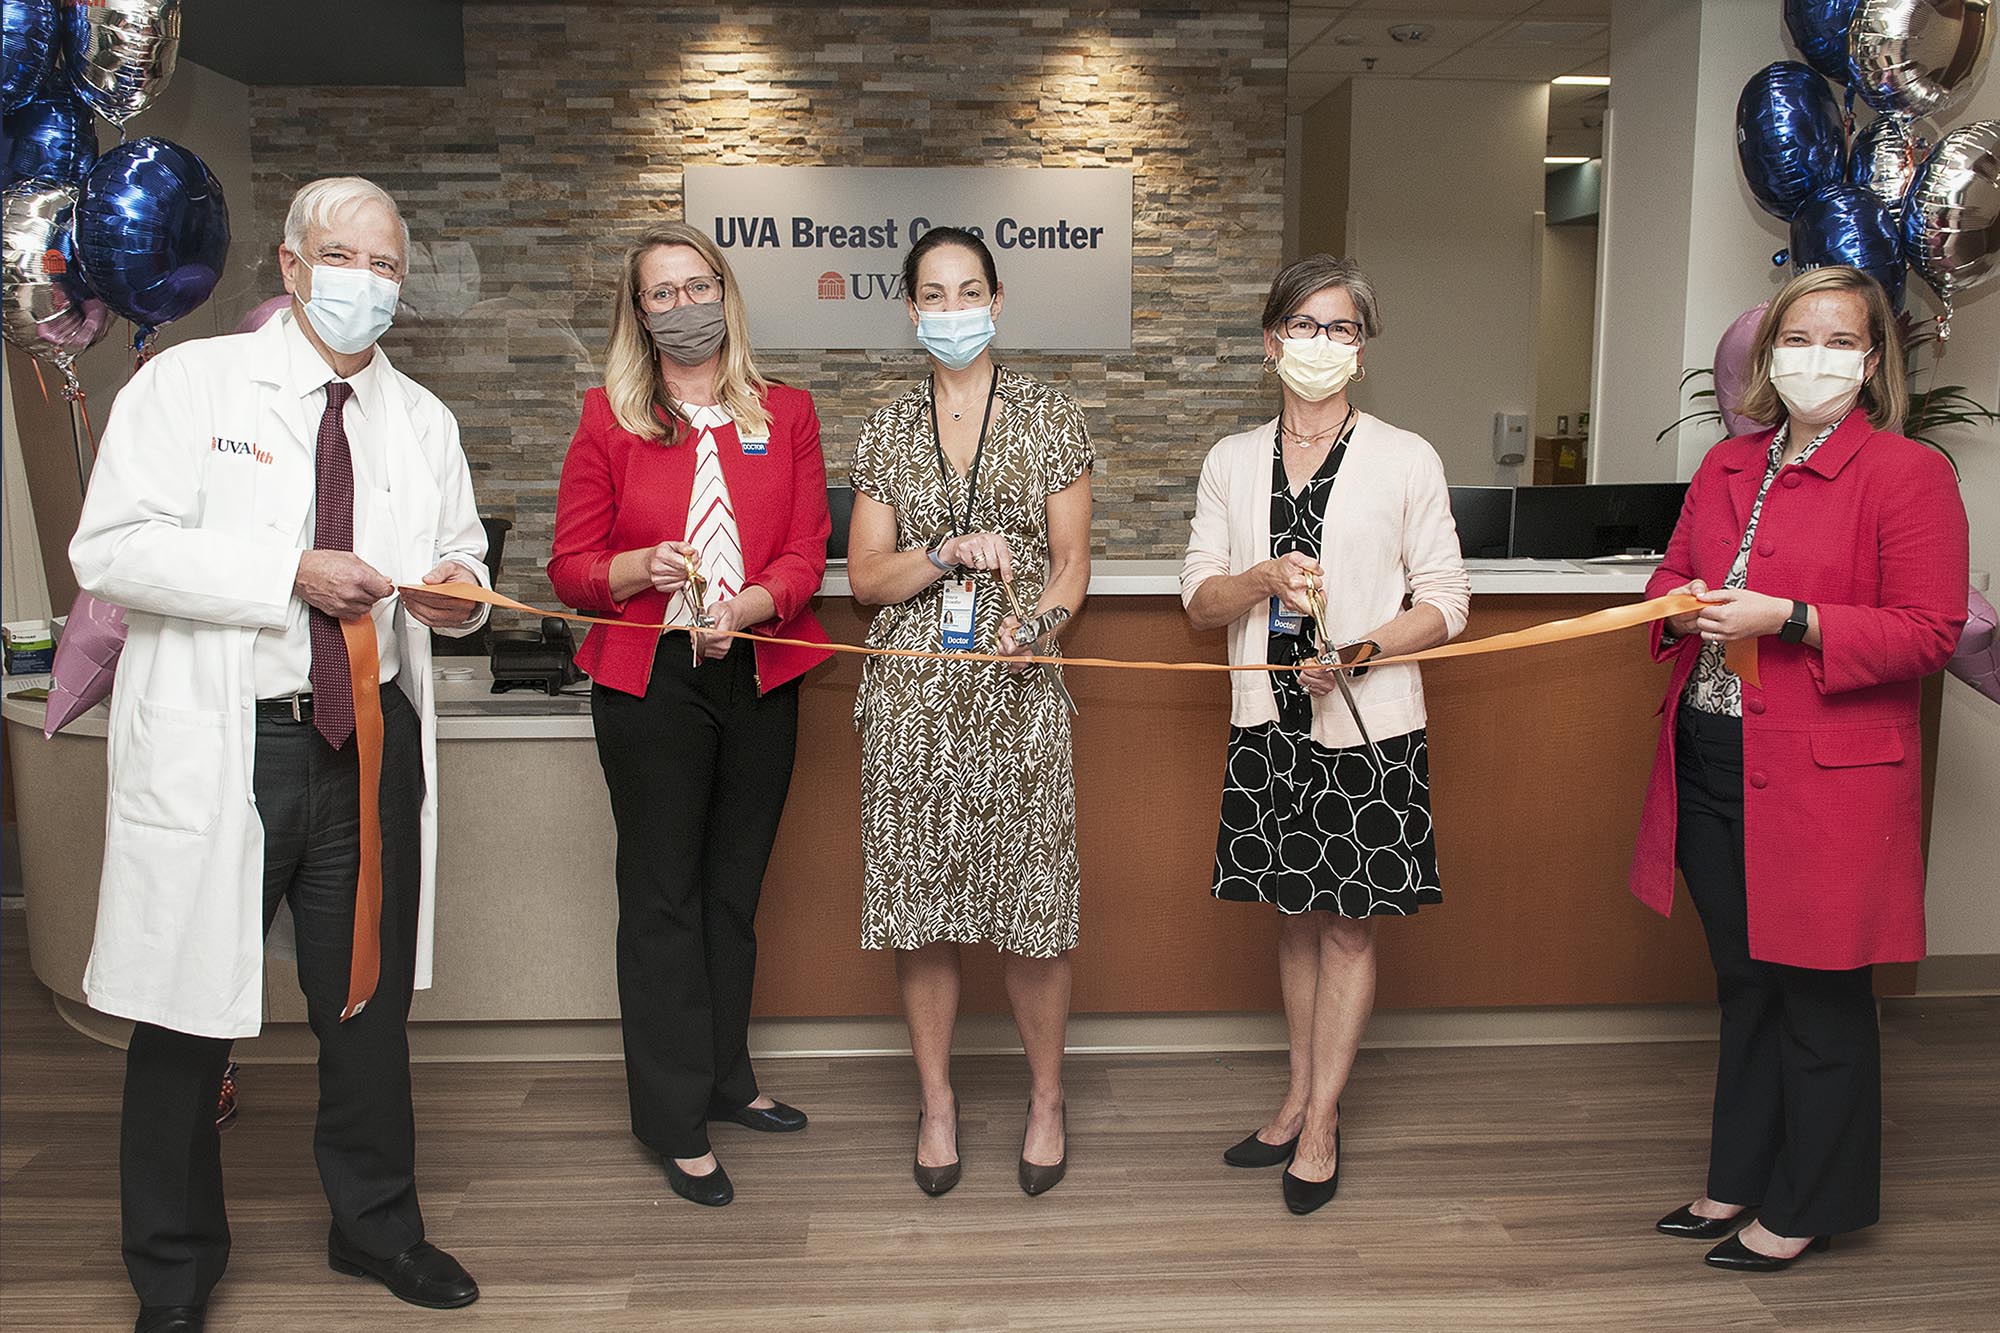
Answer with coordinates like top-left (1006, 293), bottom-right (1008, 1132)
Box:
top-left (1223, 1130), bottom-right (1300, 1168)
top-left (1704, 1231), bottom-right (1830, 1271)
top-left (134, 1307), bottom-right (204, 1333)
top-left (327, 1225), bottom-right (479, 1309)
top-left (664, 1156), bottom-right (735, 1207)
top-left (710, 1098), bottom-right (808, 1133)
top-left (1018, 1100), bottom-right (1067, 1197)
top-left (914, 1104), bottom-right (962, 1197)
top-left (1282, 1123), bottom-right (1340, 1216)
top-left (1657, 1202), bottom-right (1756, 1239)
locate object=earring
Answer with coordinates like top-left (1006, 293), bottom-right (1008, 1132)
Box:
top-left (1352, 366), bottom-right (1366, 382)
top-left (1262, 354), bottom-right (1277, 375)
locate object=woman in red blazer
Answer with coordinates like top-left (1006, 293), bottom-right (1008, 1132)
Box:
top-left (1632, 267), bottom-right (1967, 1271)
top-left (550, 222), bottom-right (832, 1209)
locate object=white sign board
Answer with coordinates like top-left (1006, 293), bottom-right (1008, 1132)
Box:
top-left (683, 166), bottom-right (1132, 351)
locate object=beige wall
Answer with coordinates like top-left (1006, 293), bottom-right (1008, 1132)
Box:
top-left (1536, 223), bottom-right (1597, 442)
top-left (1343, 78), bottom-right (1547, 484)
top-left (1297, 82), bottom-right (1351, 263)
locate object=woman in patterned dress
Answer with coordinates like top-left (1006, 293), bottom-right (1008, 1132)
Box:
top-left (1181, 254), bottom-right (1469, 1215)
top-left (847, 228), bottom-right (1093, 1198)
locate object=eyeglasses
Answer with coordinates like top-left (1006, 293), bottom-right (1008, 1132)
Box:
top-left (1280, 315), bottom-right (1363, 345)
top-left (639, 276), bottom-right (723, 308)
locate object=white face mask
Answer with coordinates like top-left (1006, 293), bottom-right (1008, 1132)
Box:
top-left (300, 263), bottom-right (400, 355)
top-left (1768, 344), bottom-right (1870, 425)
top-left (1275, 335), bottom-right (1360, 402)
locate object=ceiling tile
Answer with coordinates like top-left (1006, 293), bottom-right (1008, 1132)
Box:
top-left (1418, 45), bottom-right (1600, 81)
top-left (1488, 18), bottom-right (1607, 46)
top-left (1345, 0), bottom-right (1537, 14)
top-left (1291, 41), bottom-right (1444, 76)
top-left (1524, 0), bottom-right (1614, 15)
top-left (1291, 9), bottom-right (1340, 54)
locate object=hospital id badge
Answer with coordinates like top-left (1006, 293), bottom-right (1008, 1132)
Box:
top-left (940, 578), bottom-right (977, 651)
top-left (1269, 597), bottom-right (1303, 636)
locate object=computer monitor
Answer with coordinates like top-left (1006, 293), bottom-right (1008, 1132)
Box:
top-left (826, 484), bottom-right (855, 561)
top-left (1508, 482), bottom-right (1689, 559)
top-left (1448, 486), bottom-right (1514, 559)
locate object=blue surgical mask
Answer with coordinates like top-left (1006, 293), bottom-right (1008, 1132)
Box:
top-left (915, 305), bottom-right (996, 370)
top-left (301, 264), bottom-right (400, 355)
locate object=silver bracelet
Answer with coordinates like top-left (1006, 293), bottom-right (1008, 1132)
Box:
top-left (925, 542), bottom-right (956, 573)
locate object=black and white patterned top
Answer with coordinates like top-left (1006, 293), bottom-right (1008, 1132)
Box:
top-left (1680, 421), bottom-right (1835, 717)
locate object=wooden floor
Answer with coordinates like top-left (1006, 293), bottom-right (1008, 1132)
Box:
top-left (3, 908), bottom-right (1997, 1331)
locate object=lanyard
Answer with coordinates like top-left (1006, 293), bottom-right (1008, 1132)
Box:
top-left (929, 366), bottom-right (1001, 536)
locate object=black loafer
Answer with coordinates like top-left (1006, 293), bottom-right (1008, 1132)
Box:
top-left (1223, 1130), bottom-right (1300, 1168)
top-left (134, 1307), bottom-right (205, 1333)
top-left (665, 1156), bottom-right (735, 1207)
top-left (1282, 1123), bottom-right (1340, 1216)
top-left (1704, 1231), bottom-right (1830, 1271)
top-left (710, 1098), bottom-right (808, 1133)
top-left (327, 1225), bottom-right (478, 1309)
top-left (1657, 1202), bottom-right (1755, 1240)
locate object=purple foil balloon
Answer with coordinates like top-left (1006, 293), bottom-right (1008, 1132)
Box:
top-left (1949, 587), bottom-right (2000, 706)
top-left (42, 590), bottom-right (127, 737)
top-left (1713, 302), bottom-right (1772, 438)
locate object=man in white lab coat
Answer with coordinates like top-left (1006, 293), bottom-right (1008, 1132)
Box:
top-left (70, 177), bottom-right (490, 1333)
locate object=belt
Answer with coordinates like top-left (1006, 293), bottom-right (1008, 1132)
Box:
top-left (256, 692), bottom-right (315, 722)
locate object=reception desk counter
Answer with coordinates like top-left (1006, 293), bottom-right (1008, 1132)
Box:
top-left (7, 559), bottom-right (1748, 1054)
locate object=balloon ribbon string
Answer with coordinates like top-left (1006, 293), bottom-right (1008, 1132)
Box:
top-left (385, 585), bottom-right (1754, 683)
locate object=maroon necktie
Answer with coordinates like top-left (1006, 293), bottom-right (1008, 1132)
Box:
top-left (308, 380), bottom-right (357, 748)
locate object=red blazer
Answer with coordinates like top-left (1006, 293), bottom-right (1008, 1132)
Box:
top-left (549, 383), bottom-right (833, 697)
top-left (1629, 411), bottom-right (1968, 970)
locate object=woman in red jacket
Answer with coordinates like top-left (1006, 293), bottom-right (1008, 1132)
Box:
top-left (550, 223), bottom-right (833, 1208)
top-left (1632, 266), bottom-right (1968, 1270)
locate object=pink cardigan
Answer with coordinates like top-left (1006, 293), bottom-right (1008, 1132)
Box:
top-left (1180, 412), bottom-right (1470, 749)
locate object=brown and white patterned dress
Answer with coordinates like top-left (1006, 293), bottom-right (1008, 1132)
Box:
top-left (850, 367), bottom-right (1094, 958)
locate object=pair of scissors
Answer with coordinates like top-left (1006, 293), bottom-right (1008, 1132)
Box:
top-left (1301, 570), bottom-right (1382, 778)
top-left (1000, 579), bottom-right (1079, 715)
top-left (681, 551), bottom-right (712, 667)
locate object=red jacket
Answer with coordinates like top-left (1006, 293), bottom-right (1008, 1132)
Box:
top-left (1628, 411), bottom-right (1968, 969)
top-left (549, 383), bottom-right (833, 697)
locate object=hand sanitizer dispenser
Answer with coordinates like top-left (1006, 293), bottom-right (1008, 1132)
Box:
top-left (1492, 412), bottom-right (1527, 466)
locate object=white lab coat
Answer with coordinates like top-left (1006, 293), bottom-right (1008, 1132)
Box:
top-left (69, 312), bottom-right (490, 1039)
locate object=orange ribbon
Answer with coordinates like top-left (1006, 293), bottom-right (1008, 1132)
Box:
top-left (338, 618), bottom-right (384, 1022)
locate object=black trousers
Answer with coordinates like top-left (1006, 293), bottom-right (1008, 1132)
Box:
top-left (1674, 707), bottom-right (1881, 1237)
top-left (593, 637), bottom-right (800, 1158)
top-left (120, 686), bottom-right (426, 1307)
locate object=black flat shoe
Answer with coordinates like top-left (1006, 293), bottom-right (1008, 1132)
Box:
top-left (134, 1307), bottom-right (205, 1333)
top-left (914, 1102), bottom-right (962, 1197)
top-left (664, 1156), bottom-right (735, 1207)
top-left (1657, 1202), bottom-right (1756, 1240)
top-left (1703, 1231), bottom-right (1830, 1271)
top-left (711, 1098), bottom-right (808, 1133)
top-left (1282, 1123), bottom-right (1340, 1216)
top-left (327, 1225), bottom-right (479, 1309)
top-left (1223, 1130), bottom-right (1300, 1168)
top-left (1018, 1100), bottom-right (1067, 1197)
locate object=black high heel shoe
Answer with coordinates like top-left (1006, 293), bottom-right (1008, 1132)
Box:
top-left (1018, 1100), bottom-right (1067, 1197)
top-left (664, 1156), bottom-right (734, 1207)
top-left (914, 1099), bottom-right (962, 1197)
top-left (1657, 1202), bottom-right (1756, 1240)
top-left (1281, 1122), bottom-right (1340, 1216)
top-left (1223, 1130), bottom-right (1300, 1168)
top-left (1704, 1231), bottom-right (1830, 1271)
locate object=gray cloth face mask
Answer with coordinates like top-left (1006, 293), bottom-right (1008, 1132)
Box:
top-left (644, 300), bottom-right (728, 365)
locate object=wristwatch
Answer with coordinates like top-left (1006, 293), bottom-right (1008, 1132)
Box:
top-left (1778, 599), bottom-right (1811, 644)
top-left (1335, 638), bottom-right (1382, 677)
top-left (925, 541), bottom-right (956, 573)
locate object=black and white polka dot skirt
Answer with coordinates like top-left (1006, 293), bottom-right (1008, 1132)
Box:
top-left (1211, 723), bottom-right (1442, 917)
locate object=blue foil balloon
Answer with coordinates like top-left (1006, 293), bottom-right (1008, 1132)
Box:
top-left (1790, 183), bottom-right (1906, 305)
top-left (75, 136), bottom-right (228, 333)
top-left (3, 86), bottom-right (96, 185)
top-left (1, 0), bottom-right (58, 111)
top-left (1783, 0), bottom-right (1861, 85)
top-left (1738, 63), bottom-right (1848, 220)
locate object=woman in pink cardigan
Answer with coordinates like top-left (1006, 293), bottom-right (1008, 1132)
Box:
top-left (1180, 254), bottom-right (1469, 1216)
top-left (1634, 266), bottom-right (1967, 1271)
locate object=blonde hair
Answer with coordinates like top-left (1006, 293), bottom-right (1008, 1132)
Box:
top-left (603, 223), bottom-right (771, 441)
top-left (1737, 266), bottom-right (1907, 432)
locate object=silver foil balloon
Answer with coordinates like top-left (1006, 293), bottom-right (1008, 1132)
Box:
top-left (1903, 119), bottom-right (2000, 304)
top-left (1, 180), bottom-right (112, 387)
top-left (1851, 115), bottom-right (1922, 228)
top-left (60, 0), bottom-right (180, 128)
top-left (1846, 0), bottom-right (1994, 121)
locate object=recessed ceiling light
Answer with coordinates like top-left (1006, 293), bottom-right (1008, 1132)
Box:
top-left (1552, 75), bottom-right (1611, 87)
top-left (1543, 156), bottom-right (1592, 165)
top-left (1332, 33), bottom-right (1364, 46)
